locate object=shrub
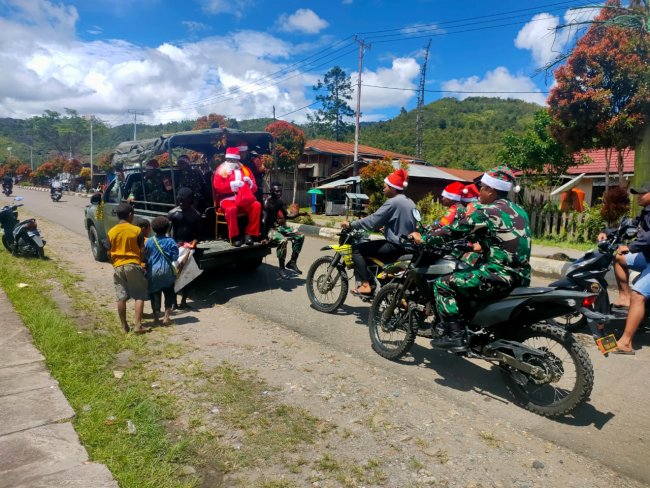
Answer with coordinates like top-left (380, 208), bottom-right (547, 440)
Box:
top-left (578, 203), bottom-right (607, 242)
top-left (416, 193), bottom-right (447, 226)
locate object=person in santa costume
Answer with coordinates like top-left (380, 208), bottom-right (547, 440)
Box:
top-left (212, 147), bottom-right (261, 247)
top-left (434, 181), bottom-right (465, 228)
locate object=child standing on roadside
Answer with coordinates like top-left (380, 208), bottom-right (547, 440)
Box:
top-left (107, 203), bottom-right (150, 334)
top-left (144, 216), bottom-right (178, 326)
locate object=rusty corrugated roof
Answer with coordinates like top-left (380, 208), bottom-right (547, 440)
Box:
top-left (305, 139), bottom-right (419, 161)
top-left (567, 149), bottom-right (636, 175)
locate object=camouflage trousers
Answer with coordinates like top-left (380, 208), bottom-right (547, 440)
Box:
top-left (433, 263), bottom-right (517, 321)
top-left (269, 226), bottom-right (305, 262)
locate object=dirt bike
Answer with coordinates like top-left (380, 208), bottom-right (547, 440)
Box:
top-left (368, 237), bottom-right (596, 418)
top-left (305, 228), bottom-right (413, 313)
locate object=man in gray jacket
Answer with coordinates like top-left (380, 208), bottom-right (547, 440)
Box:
top-left (341, 168), bottom-right (416, 295)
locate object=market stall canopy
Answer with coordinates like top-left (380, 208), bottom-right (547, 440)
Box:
top-left (550, 173), bottom-right (586, 197)
top-left (110, 128), bottom-right (274, 169)
top-left (315, 176), bottom-right (360, 190)
top-left (307, 188), bottom-right (324, 195)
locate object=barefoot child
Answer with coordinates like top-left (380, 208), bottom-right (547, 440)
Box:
top-left (144, 216), bottom-right (179, 326)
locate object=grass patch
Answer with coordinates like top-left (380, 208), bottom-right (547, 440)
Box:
top-left (0, 251), bottom-right (197, 488)
top-left (533, 237), bottom-right (594, 252)
top-left (478, 430), bottom-right (502, 448)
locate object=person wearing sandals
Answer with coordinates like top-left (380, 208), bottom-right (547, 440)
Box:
top-left (107, 203), bottom-right (150, 334)
top-left (145, 216), bottom-right (179, 327)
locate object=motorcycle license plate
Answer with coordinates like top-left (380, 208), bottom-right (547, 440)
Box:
top-left (596, 334), bottom-right (618, 354)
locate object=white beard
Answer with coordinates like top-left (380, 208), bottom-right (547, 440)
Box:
top-left (226, 162), bottom-right (239, 172)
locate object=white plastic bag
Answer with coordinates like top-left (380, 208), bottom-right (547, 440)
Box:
top-left (174, 251), bottom-right (203, 293)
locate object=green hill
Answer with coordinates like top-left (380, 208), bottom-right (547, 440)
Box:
top-left (0, 98), bottom-right (539, 170)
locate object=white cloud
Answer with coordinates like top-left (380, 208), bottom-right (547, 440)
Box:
top-left (182, 20), bottom-right (209, 33)
top-left (0, 2), bottom-right (314, 124)
top-left (200, 0), bottom-right (255, 18)
top-left (441, 67), bottom-right (546, 106)
top-left (277, 9), bottom-right (329, 34)
top-left (353, 57), bottom-right (420, 113)
top-left (515, 7), bottom-right (602, 68)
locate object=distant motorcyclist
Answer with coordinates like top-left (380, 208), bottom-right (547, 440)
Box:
top-left (2, 174), bottom-right (13, 195)
top-left (50, 178), bottom-right (62, 196)
top-left (410, 165), bottom-right (531, 349)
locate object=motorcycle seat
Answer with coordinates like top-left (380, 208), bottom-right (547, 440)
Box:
top-left (507, 286), bottom-right (553, 297)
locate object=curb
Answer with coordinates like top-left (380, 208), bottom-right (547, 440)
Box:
top-left (20, 186), bottom-right (90, 198)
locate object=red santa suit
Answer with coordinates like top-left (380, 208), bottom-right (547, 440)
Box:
top-left (212, 148), bottom-right (261, 240)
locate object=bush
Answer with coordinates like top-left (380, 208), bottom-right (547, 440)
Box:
top-left (415, 193), bottom-right (447, 226)
top-left (578, 203), bottom-right (607, 242)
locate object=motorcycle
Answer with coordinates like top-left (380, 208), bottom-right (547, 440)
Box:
top-left (305, 227), bottom-right (413, 312)
top-left (548, 217), bottom-right (650, 335)
top-left (368, 237), bottom-right (596, 418)
top-left (2, 184), bottom-right (12, 197)
top-left (0, 199), bottom-right (46, 259)
top-left (51, 189), bottom-right (63, 202)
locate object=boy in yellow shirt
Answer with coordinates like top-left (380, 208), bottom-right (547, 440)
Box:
top-left (107, 203), bottom-right (150, 334)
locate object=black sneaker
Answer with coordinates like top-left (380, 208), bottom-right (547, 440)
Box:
top-left (430, 331), bottom-right (465, 349)
top-left (286, 261), bottom-right (302, 274)
top-left (232, 239), bottom-right (243, 247)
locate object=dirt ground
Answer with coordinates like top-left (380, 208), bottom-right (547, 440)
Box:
top-left (37, 216), bottom-right (648, 488)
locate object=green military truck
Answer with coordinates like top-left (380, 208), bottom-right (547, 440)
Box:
top-left (84, 128), bottom-right (272, 270)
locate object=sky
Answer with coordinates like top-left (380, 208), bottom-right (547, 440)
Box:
top-left (0, 0), bottom-right (602, 127)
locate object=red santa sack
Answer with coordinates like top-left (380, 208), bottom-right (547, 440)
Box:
top-left (235, 181), bottom-right (257, 207)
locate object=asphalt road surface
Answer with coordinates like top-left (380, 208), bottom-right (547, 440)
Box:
top-left (3, 188), bottom-right (650, 484)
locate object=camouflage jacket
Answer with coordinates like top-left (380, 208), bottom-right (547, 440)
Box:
top-left (422, 198), bottom-right (532, 284)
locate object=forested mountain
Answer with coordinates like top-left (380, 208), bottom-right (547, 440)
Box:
top-left (0, 98), bottom-right (540, 170)
top-left (358, 97), bottom-right (540, 170)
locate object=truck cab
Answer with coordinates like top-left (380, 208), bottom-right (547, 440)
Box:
top-left (84, 128), bottom-right (272, 270)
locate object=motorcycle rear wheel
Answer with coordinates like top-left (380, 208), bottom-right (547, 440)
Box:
top-left (500, 322), bottom-right (594, 418)
top-left (546, 312), bottom-right (587, 333)
top-left (305, 255), bottom-right (348, 313)
top-left (368, 283), bottom-right (416, 360)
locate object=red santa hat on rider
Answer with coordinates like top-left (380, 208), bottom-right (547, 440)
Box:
top-left (461, 183), bottom-right (479, 202)
top-left (225, 147), bottom-right (240, 160)
top-left (441, 181), bottom-right (464, 202)
top-left (481, 165), bottom-right (520, 193)
top-left (384, 168), bottom-right (408, 191)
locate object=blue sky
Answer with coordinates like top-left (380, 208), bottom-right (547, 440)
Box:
top-left (0, 0), bottom-right (601, 126)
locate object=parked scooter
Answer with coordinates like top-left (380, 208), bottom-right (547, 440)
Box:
top-left (51, 188), bottom-right (63, 202)
top-left (548, 217), bottom-right (649, 335)
top-left (0, 198), bottom-right (46, 258)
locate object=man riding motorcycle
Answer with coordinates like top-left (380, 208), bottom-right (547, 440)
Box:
top-left (50, 178), bottom-right (62, 197)
top-left (341, 168), bottom-right (417, 296)
top-left (2, 174), bottom-right (13, 195)
top-left (410, 165), bottom-right (531, 349)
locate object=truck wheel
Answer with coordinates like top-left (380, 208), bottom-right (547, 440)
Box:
top-left (88, 225), bottom-right (108, 262)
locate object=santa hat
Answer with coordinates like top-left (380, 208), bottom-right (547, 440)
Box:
top-left (225, 147), bottom-right (240, 160)
top-left (461, 183), bottom-right (479, 202)
top-left (441, 181), bottom-right (464, 202)
top-left (481, 165), bottom-right (520, 193)
top-left (384, 168), bottom-right (408, 191)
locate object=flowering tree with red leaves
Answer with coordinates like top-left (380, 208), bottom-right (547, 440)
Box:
top-left (64, 158), bottom-right (82, 175)
top-left (548, 1), bottom-right (650, 191)
top-left (15, 164), bottom-right (31, 177)
top-left (193, 114), bottom-right (228, 130)
top-left (36, 162), bottom-right (58, 179)
top-left (264, 121), bottom-right (306, 203)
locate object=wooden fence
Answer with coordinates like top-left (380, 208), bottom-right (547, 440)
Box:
top-left (529, 210), bottom-right (589, 241)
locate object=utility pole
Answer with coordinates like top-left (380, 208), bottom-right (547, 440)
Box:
top-left (272, 105), bottom-right (276, 120)
top-left (89, 115), bottom-right (95, 186)
top-left (127, 109), bottom-right (145, 141)
top-left (416, 39), bottom-right (431, 161)
top-left (353, 36), bottom-right (370, 185)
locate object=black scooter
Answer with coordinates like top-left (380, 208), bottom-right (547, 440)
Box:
top-left (548, 217), bottom-right (650, 337)
top-left (51, 188), bottom-right (62, 202)
top-left (0, 199), bottom-right (46, 259)
top-left (2, 184), bottom-right (11, 197)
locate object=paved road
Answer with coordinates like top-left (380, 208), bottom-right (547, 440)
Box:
top-left (4, 188), bottom-right (650, 484)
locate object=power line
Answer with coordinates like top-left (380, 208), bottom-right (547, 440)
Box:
top-left (362, 83), bottom-right (550, 94)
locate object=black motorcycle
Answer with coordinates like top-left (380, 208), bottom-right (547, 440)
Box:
top-left (368, 238), bottom-right (595, 418)
top-left (0, 200), bottom-right (46, 259)
top-left (2, 184), bottom-right (12, 197)
top-left (51, 188), bottom-right (63, 202)
top-left (548, 217), bottom-right (649, 337)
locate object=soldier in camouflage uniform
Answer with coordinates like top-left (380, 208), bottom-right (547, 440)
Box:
top-left (128, 159), bottom-right (165, 207)
top-left (410, 165), bottom-right (531, 349)
top-left (263, 182), bottom-right (306, 279)
top-left (176, 155), bottom-right (208, 211)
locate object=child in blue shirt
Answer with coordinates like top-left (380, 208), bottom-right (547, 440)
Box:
top-left (144, 216), bottom-right (179, 326)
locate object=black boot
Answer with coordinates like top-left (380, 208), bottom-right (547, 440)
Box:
top-left (244, 234), bottom-right (254, 246)
top-left (431, 321), bottom-right (465, 349)
top-left (286, 253), bottom-right (302, 274)
top-left (232, 236), bottom-right (243, 247)
top-left (277, 259), bottom-right (289, 280)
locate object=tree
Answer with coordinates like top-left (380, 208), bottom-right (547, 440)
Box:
top-left (548, 1), bottom-right (650, 192)
top-left (308, 66), bottom-right (355, 141)
top-left (498, 110), bottom-right (576, 188)
top-left (264, 121), bottom-right (306, 203)
top-left (359, 158), bottom-right (395, 212)
top-left (193, 114), bottom-right (228, 130)
top-left (64, 158), bottom-right (82, 176)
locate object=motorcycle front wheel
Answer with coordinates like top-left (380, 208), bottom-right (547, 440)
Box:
top-left (368, 283), bottom-right (416, 360)
top-left (2, 234), bottom-right (12, 252)
top-left (500, 322), bottom-right (594, 418)
top-left (305, 255), bottom-right (348, 313)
